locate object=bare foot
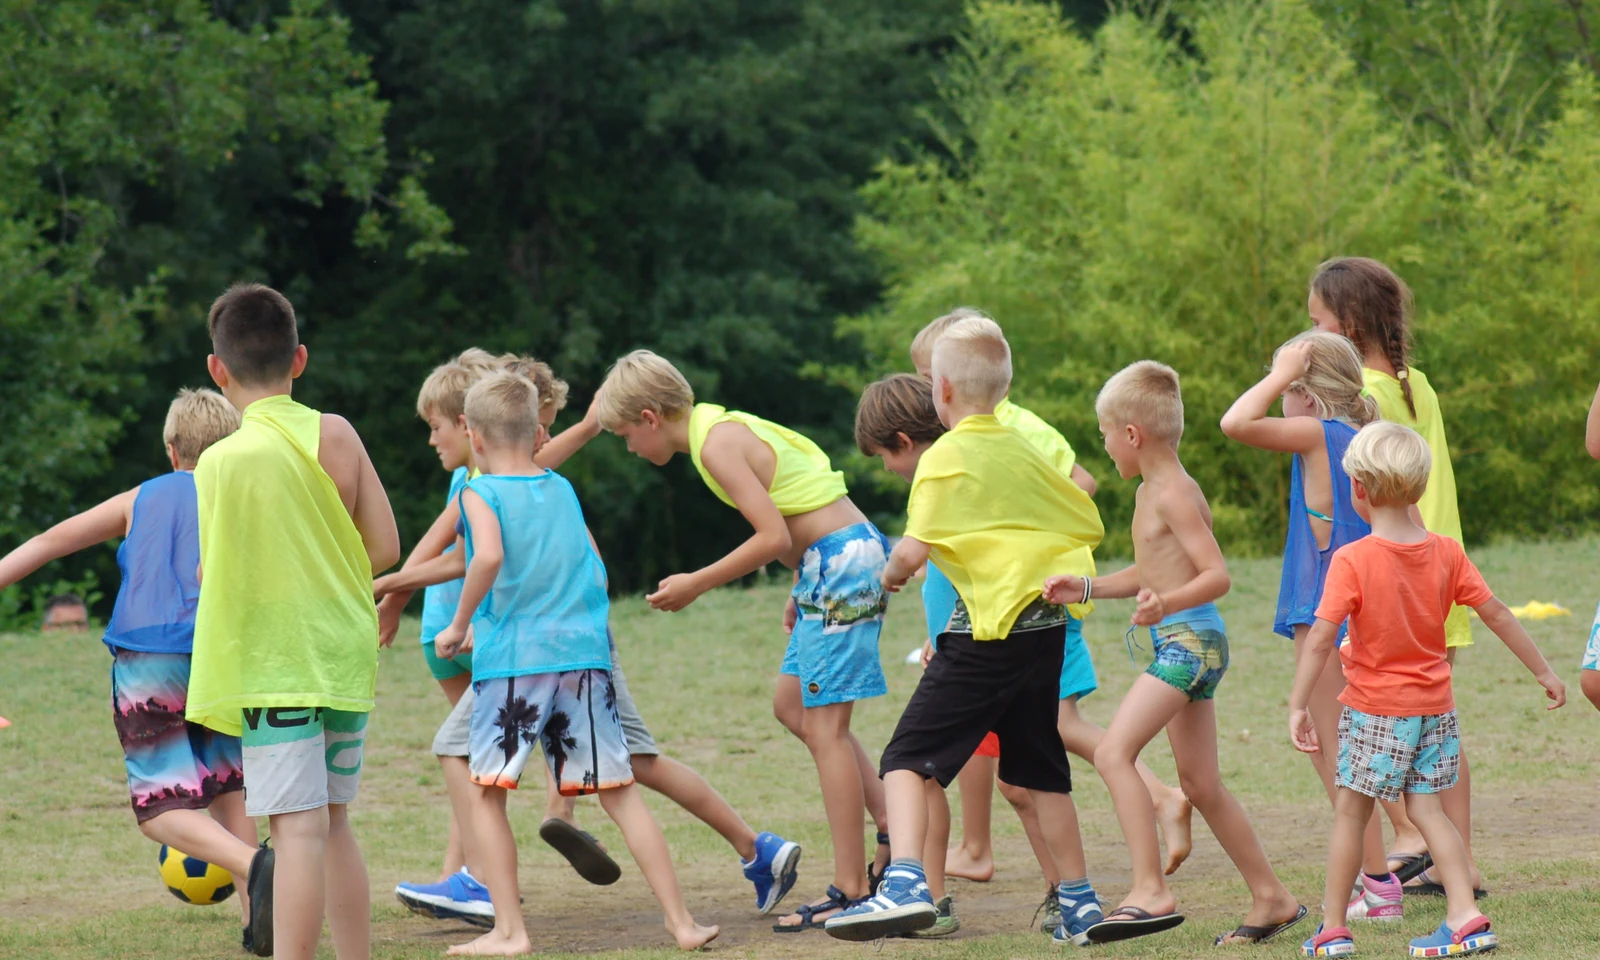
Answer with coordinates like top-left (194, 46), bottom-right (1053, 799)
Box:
top-left (945, 844), bottom-right (995, 882)
top-left (668, 919), bottom-right (720, 950)
top-left (1157, 789), bottom-right (1193, 876)
top-left (447, 929), bottom-right (534, 956)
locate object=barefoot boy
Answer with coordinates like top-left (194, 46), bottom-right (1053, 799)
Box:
top-left (1290, 421), bottom-right (1565, 959)
top-left (1043, 360), bottom-right (1303, 946)
top-left (595, 349), bottom-right (887, 932)
top-left (433, 370), bottom-right (717, 954)
top-left (826, 316), bottom-right (1104, 943)
top-left (0, 389), bottom-right (268, 951)
top-left (186, 283), bottom-right (401, 960)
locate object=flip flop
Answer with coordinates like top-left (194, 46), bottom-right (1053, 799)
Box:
top-left (773, 885), bottom-right (855, 933)
top-left (1386, 851), bottom-right (1432, 884)
top-left (1404, 867), bottom-right (1487, 900)
top-left (1086, 905), bottom-right (1186, 944)
top-left (539, 819), bottom-right (622, 886)
top-left (1214, 903), bottom-right (1307, 945)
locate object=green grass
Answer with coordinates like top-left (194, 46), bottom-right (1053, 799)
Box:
top-left (2, 537), bottom-right (1597, 958)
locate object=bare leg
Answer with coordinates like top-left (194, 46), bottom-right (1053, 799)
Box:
top-left (437, 674), bottom-right (472, 879)
top-left (773, 674), bottom-right (805, 739)
top-left (1437, 648), bottom-right (1481, 888)
top-left (597, 784), bottom-right (719, 949)
top-left (923, 781), bottom-right (949, 901)
top-left (774, 701), bottom-right (871, 928)
top-left (1165, 699), bottom-right (1300, 936)
top-left (946, 754), bottom-right (995, 881)
top-left (141, 801), bottom-right (257, 924)
top-left (270, 806), bottom-right (330, 960)
top-left (1321, 789), bottom-right (1377, 930)
top-left (633, 754), bottom-right (758, 861)
top-left (1026, 790), bottom-right (1088, 885)
top-left (1583, 669), bottom-right (1600, 712)
top-left (1403, 793), bottom-right (1483, 930)
top-left (449, 786), bottom-right (531, 956)
top-left (1293, 628), bottom-right (1388, 876)
top-left (1057, 697), bottom-right (1191, 875)
top-left (884, 769), bottom-right (929, 861)
top-left (999, 777), bottom-right (1060, 885)
top-left (543, 772), bottom-right (577, 825)
top-left (438, 755), bottom-right (477, 877)
top-left (776, 674), bottom-right (883, 848)
top-left (324, 804), bottom-right (369, 960)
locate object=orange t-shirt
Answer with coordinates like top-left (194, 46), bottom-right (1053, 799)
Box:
top-left (1315, 533), bottom-right (1492, 717)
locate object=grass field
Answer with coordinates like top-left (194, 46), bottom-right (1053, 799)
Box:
top-left (2, 538), bottom-right (1597, 959)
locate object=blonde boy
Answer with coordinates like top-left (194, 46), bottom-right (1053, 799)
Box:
top-left (1042, 361), bottom-right (1302, 946)
top-left (436, 371), bottom-right (717, 954)
top-left (1289, 422), bottom-right (1564, 959)
top-left (827, 318), bottom-right (1103, 942)
top-left (596, 350), bottom-right (887, 932)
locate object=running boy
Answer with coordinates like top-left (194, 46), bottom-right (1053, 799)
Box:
top-left (434, 371), bottom-right (717, 954)
top-left (825, 316), bottom-right (1104, 943)
top-left (1290, 421), bottom-right (1565, 959)
top-left (595, 349), bottom-right (887, 932)
top-left (186, 283), bottom-right (401, 960)
top-left (1043, 360), bottom-right (1303, 946)
top-left (0, 389), bottom-right (267, 951)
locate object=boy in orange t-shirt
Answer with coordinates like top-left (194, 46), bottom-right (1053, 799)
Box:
top-left (1288, 422), bottom-right (1565, 959)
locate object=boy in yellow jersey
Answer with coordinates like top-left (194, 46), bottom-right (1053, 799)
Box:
top-left (187, 283), bottom-right (401, 960)
top-left (595, 350), bottom-right (888, 932)
top-left (826, 316), bottom-right (1104, 942)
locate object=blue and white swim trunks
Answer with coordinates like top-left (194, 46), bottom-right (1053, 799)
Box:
top-left (784, 522), bottom-right (889, 707)
top-left (1583, 601), bottom-right (1600, 672)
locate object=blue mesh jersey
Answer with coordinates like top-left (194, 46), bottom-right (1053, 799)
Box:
top-left (420, 467), bottom-right (470, 645)
top-left (104, 472), bottom-right (202, 654)
top-left (1275, 419), bottom-right (1370, 640)
top-left (459, 472), bottom-right (612, 680)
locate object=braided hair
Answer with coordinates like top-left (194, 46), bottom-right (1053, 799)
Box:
top-left (1309, 257), bottom-right (1416, 418)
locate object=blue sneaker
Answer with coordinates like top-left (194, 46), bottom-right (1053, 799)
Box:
top-left (742, 831), bottom-right (802, 915)
top-left (823, 862), bottom-right (936, 941)
top-left (1407, 917), bottom-right (1495, 957)
top-left (1051, 882), bottom-right (1105, 947)
top-left (394, 868), bottom-right (495, 928)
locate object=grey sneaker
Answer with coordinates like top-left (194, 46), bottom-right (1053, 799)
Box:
top-left (1036, 889), bottom-right (1063, 933)
top-left (906, 896), bottom-right (960, 938)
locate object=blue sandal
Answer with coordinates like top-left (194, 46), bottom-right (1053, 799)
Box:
top-left (773, 885), bottom-right (855, 933)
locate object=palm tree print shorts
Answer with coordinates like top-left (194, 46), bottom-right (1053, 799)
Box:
top-left (111, 650), bottom-right (243, 823)
top-left (784, 522), bottom-right (890, 708)
top-left (1143, 602), bottom-right (1229, 701)
top-left (468, 669), bottom-right (635, 795)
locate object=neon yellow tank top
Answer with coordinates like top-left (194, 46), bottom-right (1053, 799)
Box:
top-left (687, 403), bottom-right (848, 516)
top-left (995, 397), bottom-right (1077, 477)
top-left (186, 395), bottom-right (378, 736)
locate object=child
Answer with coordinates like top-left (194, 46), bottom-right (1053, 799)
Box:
top-left (0, 389), bottom-right (267, 951)
top-left (1221, 333), bottom-right (1402, 919)
top-left (595, 349), bottom-right (888, 932)
top-left (433, 370), bottom-right (718, 954)
top-left (1290, 421), bottom-right (1565, 958)
top-left (1044, 360), bottom-right (1304, 945)
top-left (186, 283), bottom-right (402, 960)
top-left (1584, 380), bottom-right (1600, 713)
top-left (825, 317), bottom-right (1104, 943)
top-left (1309, 257), bottom-right (1479, 889)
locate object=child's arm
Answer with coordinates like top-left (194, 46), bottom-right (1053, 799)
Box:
top-left (535, 401), bottom-right (601, 471)
top-left (0, 488), bottom-right (138, 590)
top-left (1219, 342), bottom-right (1325, 453)
top-left (1070, 463), bottom-right (1097, 497)
top-left (375, 500), bottom-right (464, 647)
top-left (322, 415), bottom-right (402, 573)
top-left (1137, 490), bottom-right (1230, 624)
top-left (434, 492), bottom-right (499, 658)
top-left (1286, 618), bottom-right (1341, 752)
top-left (647, 431), bottom-right (791, 612)
top-left (1587, 380), bottom-right (1600, 460)
top-left (1042, 564), bottom-right (1142, 604)
top-left (374, 539), bottom-right (468, 597)
top-left (1474, 597), bottom-right (1567, 708)
top-left (883, 536), bottom-right (931, 594)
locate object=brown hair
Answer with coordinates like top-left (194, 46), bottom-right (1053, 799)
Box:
top-left (499, 354), bottom-right (570, 413)
top-left (206, 283), bottom-right (299, 386)
top-left (855, 374), bottom-right (946, 455)
top-left (1309, 257), bottom-right (1416, 418)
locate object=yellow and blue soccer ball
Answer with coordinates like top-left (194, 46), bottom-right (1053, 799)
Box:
top-left (157, 844), bottom-right (236, 905)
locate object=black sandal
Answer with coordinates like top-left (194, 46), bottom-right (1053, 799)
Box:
top-left (539, 818), bottom-right (622, 886)
top-left (866, 831), bottom-right (891, 895)
top-left (1387, 851), bottom-right (1433, 884)
top-left (1214, 904), bottom-right (1307, 945)
top-left (772, 884), bottom-right (854, 932)
top-left (1086, 905), bottom-right (1186, 944)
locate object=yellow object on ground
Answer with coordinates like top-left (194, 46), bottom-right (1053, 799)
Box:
top-left (1506, 601), bottom-right (1570, 620)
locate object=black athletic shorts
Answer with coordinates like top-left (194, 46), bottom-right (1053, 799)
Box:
top-left (878, 624), bottom-right (1071, 793)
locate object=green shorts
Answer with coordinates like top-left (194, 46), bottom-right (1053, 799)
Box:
top-left (422, 640), bottom-right (473, 681)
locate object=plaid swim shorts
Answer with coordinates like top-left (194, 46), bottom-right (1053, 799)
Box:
top-left (1335, 707), bottom-right (1461, 803)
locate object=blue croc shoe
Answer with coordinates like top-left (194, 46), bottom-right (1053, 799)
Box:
top-left (395, 868), bottom-right (495, 928)
top-left (1408, 916), bottom-right (1496, 957)
top-left (742, 831), bottom-right (802, 915)
top-left (823, 862), bottom-right (936, 941)
top-left (1303, 923), bottom-right (1356, 957)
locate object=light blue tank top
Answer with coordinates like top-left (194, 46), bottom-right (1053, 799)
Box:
top-left (1274, 420), bottom-right (1369, 640)
top-left (419, 467), bottom-right (469, 644)
top-left (460, 472), bottom-right (612, 680)
top-left (921, 562), bottom-right (961, 646)
top-left (104, 472), bottom-right (201, 654)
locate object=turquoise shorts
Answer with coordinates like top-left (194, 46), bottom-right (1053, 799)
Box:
top-left (783, 523), bottom-right (890, 708)
top-left (1144, 603), bottom-right (1229, 701)
top-left (1583, 601), bottom-right (1600, 671)
top-left (422, 640), bottom-right (472, 681)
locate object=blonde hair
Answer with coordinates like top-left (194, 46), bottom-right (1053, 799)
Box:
top-left (454, 347), bottom-right (502, 377)
top-left (164, 388), bottom-right (241, 467)
top-left (930, 315), bottom-right (1012, 406)
top-left (1343, 420), bottom-right (1431, 504)
top-left (1277, 331), bottom-right (1378, 425)
top-left (594, 350), bottom-right (695, 431)
top-left (415, 362), bottom-right (480, 421)
top-left (855, 373), bottom-right (945, 455)
top-left (910, 307), bottom-right (989, 371)
top-left (499, 354), bottom-right (570, 413)
top-left (1096, 360), bottom-right (1185, 442)
top-left (464, 372), bottom-right (542, 447)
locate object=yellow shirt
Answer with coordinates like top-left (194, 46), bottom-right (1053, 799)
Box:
top-left (905, 415), bottom-right (1103, 638)
top-left (995, 397), bottom-right (1077, 477)
top-left (1364, 367), bottom-right (1472, 647)
top-left (687, 403), bottom-right (848, 516)
top-left (186, 395), bottom-right (378, 735)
